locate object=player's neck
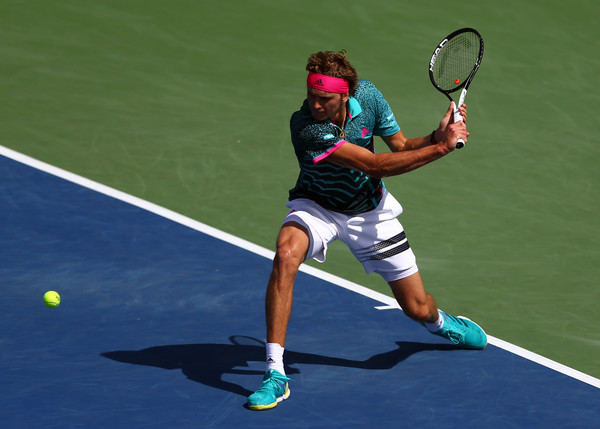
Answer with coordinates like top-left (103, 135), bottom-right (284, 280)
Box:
top-left (332, 103), bottom-right (347, 128)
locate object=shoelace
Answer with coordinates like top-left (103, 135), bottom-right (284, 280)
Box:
top-left (442, 314), bottom-right (468, 344)
top-left (257, 372), bottom-right (292, 394)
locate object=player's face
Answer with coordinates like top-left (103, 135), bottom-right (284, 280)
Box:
top-left (307, 88), bottom-right (348, 123)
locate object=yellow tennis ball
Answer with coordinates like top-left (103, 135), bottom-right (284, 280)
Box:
top-left (43, 291), bottom-right (60, 308)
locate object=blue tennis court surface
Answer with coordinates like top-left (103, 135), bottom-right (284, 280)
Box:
top-left (2, 152), bottom-right (599, 428)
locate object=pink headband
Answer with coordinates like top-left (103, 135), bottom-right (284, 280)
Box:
top-left (307, 72), bottom-right (349, 94)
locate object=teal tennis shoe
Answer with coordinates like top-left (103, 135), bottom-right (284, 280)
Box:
top-left (433, 311), bottom-right (488, 349)
top-left (247, 370), bottom-right (291, 411)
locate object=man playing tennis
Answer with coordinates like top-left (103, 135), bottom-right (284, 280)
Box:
top-left (247, 50), bottom-right (487, 411)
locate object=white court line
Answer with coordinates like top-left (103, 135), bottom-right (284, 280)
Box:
top-left (2, 144), bottom-right (599, 390)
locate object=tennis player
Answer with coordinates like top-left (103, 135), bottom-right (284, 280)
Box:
top-left (247, 50), bottom-right (487, 411)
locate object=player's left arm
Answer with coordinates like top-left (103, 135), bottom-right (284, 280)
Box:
top-left (383, 103), bottom-right (468, 152)
top-left (382, 130), bottom-right (431, 152)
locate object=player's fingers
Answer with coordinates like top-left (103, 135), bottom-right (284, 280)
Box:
top-left (444, 102), bottom-right (453, 119)
top-left (459, 104), bottom-right (467, 122)
top-left (450, 121), bottom-right (468, 141)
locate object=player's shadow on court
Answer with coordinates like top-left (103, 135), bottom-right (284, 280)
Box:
top-left (101, 335), bottom-right (456, 398)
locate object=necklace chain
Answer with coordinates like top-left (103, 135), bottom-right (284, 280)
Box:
top-left (339, 106), bottom-right (348, 139)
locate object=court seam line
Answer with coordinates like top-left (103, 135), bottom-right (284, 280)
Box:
top-left (2, 144), bottom-right (598, 390)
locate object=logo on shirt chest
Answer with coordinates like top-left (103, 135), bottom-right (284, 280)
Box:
top-left (361, 127), bottom-right (371, 139)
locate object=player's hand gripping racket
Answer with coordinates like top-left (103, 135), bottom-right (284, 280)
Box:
top-left (429, 28), bottom-right (484, 149)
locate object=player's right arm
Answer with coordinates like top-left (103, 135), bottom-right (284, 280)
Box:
top-left (326, 120), bottom-right (466, 179)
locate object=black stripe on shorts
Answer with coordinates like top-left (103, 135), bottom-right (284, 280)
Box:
top-left (370, 240), bottom-right (411, 260)
top-left (373, 232), bottom-right (407, 252)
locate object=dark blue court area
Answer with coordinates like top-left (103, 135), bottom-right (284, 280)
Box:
top-left (2, 153), bottom-right (599, 428)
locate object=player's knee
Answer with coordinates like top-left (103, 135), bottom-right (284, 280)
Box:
top-left (273, 223), bottom-right (309, 271)
top-left (273, 243), bottom-right (304, 273)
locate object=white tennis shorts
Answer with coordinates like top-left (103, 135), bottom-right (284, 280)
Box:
top-left (284, 191), bottom-right (418, 282)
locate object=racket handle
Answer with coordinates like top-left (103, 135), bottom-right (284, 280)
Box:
top-left (453, 107), bottom-right (465, 149)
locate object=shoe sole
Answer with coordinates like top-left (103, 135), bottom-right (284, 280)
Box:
top-left (457, 316), bottom-right (488, 349)
top-left (248, 385), bottom-right (291, 411)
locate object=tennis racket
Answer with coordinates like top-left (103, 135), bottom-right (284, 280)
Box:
top-left (429, 28), bottom-right (484, 149)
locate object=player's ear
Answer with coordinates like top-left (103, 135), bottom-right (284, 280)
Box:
top-left (342, 93), bottom-right (349, 103)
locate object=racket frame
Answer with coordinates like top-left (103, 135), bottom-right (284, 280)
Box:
top-left (429, 27), bottom-right (484, 148)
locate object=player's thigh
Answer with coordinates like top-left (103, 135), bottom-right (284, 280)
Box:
top-left (282, 200), bottom-right (339, 263)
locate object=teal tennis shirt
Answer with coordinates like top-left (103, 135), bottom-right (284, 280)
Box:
top-left (289, 80), bottom-right (401, 214)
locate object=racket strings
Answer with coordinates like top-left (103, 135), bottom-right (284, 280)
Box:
top-left (432, 33), bottom-right (480, 91)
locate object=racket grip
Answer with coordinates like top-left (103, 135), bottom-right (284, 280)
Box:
top-left (453, 107), bottom-right (465, 149)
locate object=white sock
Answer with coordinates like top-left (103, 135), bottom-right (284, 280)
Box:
top-left (266, 342), bottom-right (285, 375)
top-left (425, 311), bottom-right (445, 332)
